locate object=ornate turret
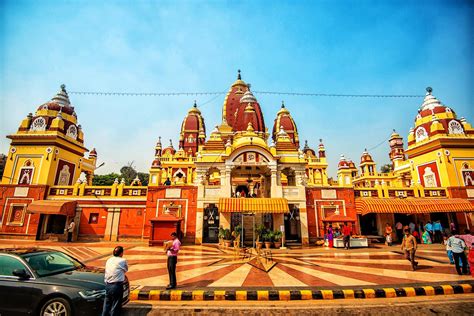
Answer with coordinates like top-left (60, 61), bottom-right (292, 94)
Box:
top-left (179, 101), bottom-right (206, 156)
top-left (360, 149), bottom-right (376, 175)
top-left (318, 139), bottom-right (326, 158)
top-left (3, 84), bottom-right (97, 186)
top-left (232, 85), bottom-right (265, 135)
top-left (407, 87), bottom-right (472, 147)
top-left (272, 101), bottom-right (299, 146)
top-left (389, 129), bottom-right (405, 167)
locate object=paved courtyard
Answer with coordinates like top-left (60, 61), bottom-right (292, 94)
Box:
top-left (1, 240), bottom-right (471, 290)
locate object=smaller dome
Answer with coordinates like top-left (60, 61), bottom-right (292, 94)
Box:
top-left (89, 148), bottom-right (97, 158)
top-left (187, 100), bottom-right (201, 114)
top-left (338, 155), bottom-right (350, 169)
top-left (360, 149), bottom-right (374, 163)
top-left (231, 69), bottom-right (247, 87)
top-left (348, 160), bottom-right (356, 169)
top-left (303, 140), bottom-right (316, 156)
top-left (240, 89), bottom-right (257, 104)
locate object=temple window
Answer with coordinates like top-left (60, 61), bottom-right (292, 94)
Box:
top-left (66, 125), bottom-right (78, 139)
top-left (448, 120), bottom-right (464, 135)
top-left (30, 117), bottom-right (46, 131)
top-left (415, 127), bottom-right (428, 142)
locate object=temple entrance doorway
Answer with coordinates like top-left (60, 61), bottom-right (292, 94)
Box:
top-left (202, 204), bottom-right (220, 243)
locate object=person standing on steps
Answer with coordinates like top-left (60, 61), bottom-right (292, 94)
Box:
top-left (103, 246), bottom-right (128, 316)
top-left (401, 229), bottom-right (418, 271)
top-left (165, 232), bottom-right (181, 289)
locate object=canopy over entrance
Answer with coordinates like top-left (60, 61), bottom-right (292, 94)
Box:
top-left (27, 200), bottom-right (77, 217)
top-left (356, 198), bottom-right (474, 216)
top-left (218, 198), bottom-right (289, 213)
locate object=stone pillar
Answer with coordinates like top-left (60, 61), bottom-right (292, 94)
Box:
top-left (221, 165), bottom-right (232, 197)
top-left (104, 208), bottom-right (121, 241)
top-left (195, 203), bottom-right (204, 245)
top-left (299, 204), bottom-right (309, 246)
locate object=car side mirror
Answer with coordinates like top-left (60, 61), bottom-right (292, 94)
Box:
top-left (12, 269), bottom-right (30, 280)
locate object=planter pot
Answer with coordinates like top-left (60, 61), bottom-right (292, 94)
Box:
top-left (274, 241), bottom-right (282, 249)
top-left (264, 242), bottom-right (272, 249)
top-left (224, 240), bottom-right (232, 247)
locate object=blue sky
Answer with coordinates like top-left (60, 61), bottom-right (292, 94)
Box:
top-left (1, 0), bottom-right (472, 177)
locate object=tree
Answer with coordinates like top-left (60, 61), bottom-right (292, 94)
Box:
top-left (120, 161), bottom-right (137, 185)
top-left (380, 163), bottom-right (393, 173)
top-left (92, 173), bottom-right (121, 186)
top-left (137, 172), bottom-right (149, 186)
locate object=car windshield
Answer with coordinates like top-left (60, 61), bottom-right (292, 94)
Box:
top-left (22, 251), bottom-right (83, 277)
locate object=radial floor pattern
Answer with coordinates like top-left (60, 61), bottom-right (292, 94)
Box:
top-left (86, 244), bottom-right (472, 290)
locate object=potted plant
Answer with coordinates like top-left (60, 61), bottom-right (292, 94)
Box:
top-left (218, 226), bottom-right (225, 246)
top-left (273, 230), bottom-right (283, 249)
top-left (232, 225), bottom-right (242, 248)
top-left (255, 224), bottom-right (266, 248)
top-left (263, 230), bottom-right (273, 249)
top-left (223, 228), bottom-right (232, 247)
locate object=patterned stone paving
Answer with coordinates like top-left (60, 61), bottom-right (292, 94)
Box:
top-left (2, 240), bottom-right (471, 289)
top-left (85, 244), bottom-right (472, 289)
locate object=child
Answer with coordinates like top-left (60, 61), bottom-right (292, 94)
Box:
top-left (386, 232), bottom-right (392, 246)
top-left (422, 230), bottom-right (432, 244)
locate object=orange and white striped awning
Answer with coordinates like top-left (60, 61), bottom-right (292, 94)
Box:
top-left (218, 198), bottom-right (289, 213)
top-left (356, 198), bottom-right (474, 216)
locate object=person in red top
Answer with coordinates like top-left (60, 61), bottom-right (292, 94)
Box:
top-left (342, 222), bottom-right (352, 250)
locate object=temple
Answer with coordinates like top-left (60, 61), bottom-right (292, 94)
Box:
top-left (1, 74), bottom-right (473, 245)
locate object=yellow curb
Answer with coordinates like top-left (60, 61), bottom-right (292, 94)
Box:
top-left (279, 290), bottom-right (290, 301)
top-left (383, 288), bottom-right (397, 298)
top-left (236, 290), bottom-right (247, 301)
top-left (214, 290), bottom-right (226, 301)
top-left (343, 289), bottom-right (355, 299)
top-left (403, 287), bottom-right (416, 297)
top-left (460, 284), bottom-right (472, 293)
top-left (130, 289), bottom-right (140, 301)
top-left (192, 290), bottom-right (204, 301)
top-left (441, 285), bottom-right (453, 295)
top-left (170, 290), bottom-right (182, 301)
top-left (422, 286), bottom-right (435, 296)
top-left (149, 290), bottom-right (161, 300)
top-left (257, 290), bottom-right (269, 301)
top-left (321, 290), bottom-right (334, 299)
top-left (300, 290), bottom-right (312, 300)
top-left (363, 289), bottom-right (375, 298)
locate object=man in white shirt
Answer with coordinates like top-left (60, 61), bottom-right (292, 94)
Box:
top-left (102, 246), bottom-right (128, 316)
top-left (66, 220), bottom-right (75, 242)
top-left (448, 234), bottom-right (468, 275)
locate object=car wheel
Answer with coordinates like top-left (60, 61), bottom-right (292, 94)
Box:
top-left (40, 297), bottom-right (71, 316)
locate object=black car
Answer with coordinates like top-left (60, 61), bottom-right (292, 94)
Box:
top-left (0, 248), bottom-right (130, 316)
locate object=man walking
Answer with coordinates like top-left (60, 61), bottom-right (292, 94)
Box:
top-left (401, 229), bottom-right (418, 271)
top-left (448, 233), bottom-right (468, 275)
top-left (103, 246), bottom-right (128, 316)
top-left (342, 222), bottom-right (352, 250)
top-left (165, 232), bottom-right (181, 289)
top-left (66, 219), bottom-right (75, 242)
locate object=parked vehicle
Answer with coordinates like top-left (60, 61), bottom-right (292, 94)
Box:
top-left (0, 248), bottom-right (129, 316)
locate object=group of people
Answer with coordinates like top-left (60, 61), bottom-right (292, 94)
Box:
top-left (391, 221), bottom-right (474, 276)
top-left (102, 232), bottom-right (181, 316)
top-left (324, 222), bottom-right (352, 250)
top-left (385, 220), bottom-right (453, 246)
